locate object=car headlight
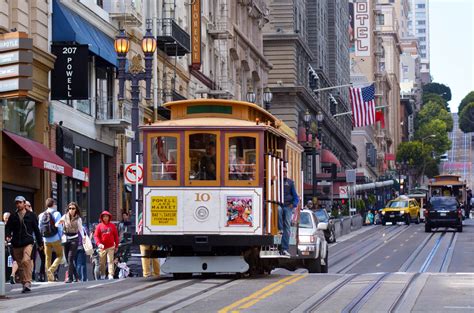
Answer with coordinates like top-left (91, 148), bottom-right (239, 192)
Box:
top-left (400, 210), bottom-right (405, 215)
top-left (381, 211), bottom-right (386, 215)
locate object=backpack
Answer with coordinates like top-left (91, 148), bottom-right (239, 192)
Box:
top-left (40, 212), bottom-right (58, 238)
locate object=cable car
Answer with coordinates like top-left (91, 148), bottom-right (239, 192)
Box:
top-left (133, 99), bottom-right (326, 276)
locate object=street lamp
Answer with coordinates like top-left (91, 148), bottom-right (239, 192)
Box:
top-left (246, 84), bottom-right (256, 103)
top-left (115, 26), bottom-right (157, 229)
top-left (263, 87), bottom-right (273, 110)
top-left (303, 110), bottom-right (312, 143)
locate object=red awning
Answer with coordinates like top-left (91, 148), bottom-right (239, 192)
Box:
top-left (3, 130), bottom-right (73, 177)
top-left (297, 127), bottom-right (320, 147)
top-left (321, 149), bottom-right (341, 168)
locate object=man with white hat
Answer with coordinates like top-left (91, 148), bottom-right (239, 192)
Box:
top-left (5, 196), bottom-right (43, 293)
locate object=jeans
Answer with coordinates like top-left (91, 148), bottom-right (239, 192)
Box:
top-left (45, 240), bottom-right (63, 281)
top-left (75, 248), bottom-right (87, 281)
top-left (279, 205), bottom-right (293, 251)
top-left (12, 244), bottom-right (33, 288)
top-left (64, 238), bottom-right (79, 281)
top-left (140, 245), bottom-right (160, 277)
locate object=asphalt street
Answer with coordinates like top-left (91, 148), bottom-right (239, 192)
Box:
top-left (1, 219), bottom-right (473, 312)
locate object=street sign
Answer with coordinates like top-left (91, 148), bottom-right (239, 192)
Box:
top-left (125, 128), bottom-right (135, 139)
top-left (124, 163), bottom-right (143, 185)
top-left (339, 186), bottom-right (348, 198)
top-left (346, 169), bottom-right (356, 183)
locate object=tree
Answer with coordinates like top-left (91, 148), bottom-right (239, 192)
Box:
top-left (415, 101), bottom-right (453, 132)
top-left (424, 158), bottom-right (440, 179)
top-left (422, 93), bottom-right (449, 111)
top-left (415, 119), bottom-right (451, 155)
top-left (422, 82), bottom-right (452, 102)
top-left (396, 141), bottom-right (431, 183)
top-left (458, 91), bottom-right (474, 113)
top-left (459, 102), bottom-right (474, 133)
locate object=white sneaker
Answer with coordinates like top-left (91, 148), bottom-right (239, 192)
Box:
top-left (108, 275), bottom-right (114, 280)
top-left (100, 275), bottom-right (106, 280)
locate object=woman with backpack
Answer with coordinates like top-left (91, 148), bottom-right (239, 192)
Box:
top-left (56, 202), bottom-right (85, 283)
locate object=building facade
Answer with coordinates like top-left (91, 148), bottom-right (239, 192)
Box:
top-left (0, 1), bottom-right (56, 215)
top-left (408, 0), bottom-right (430, 84)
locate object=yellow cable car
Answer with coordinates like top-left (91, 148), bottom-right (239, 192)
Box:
top-left (133, 99), bottom-right (326, 276)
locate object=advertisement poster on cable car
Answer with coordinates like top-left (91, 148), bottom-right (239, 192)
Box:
top-left (226, 196), bottom-right (253, 226)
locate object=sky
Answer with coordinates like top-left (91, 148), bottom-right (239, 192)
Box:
top-left (430, 0), bottom-right (474, 112)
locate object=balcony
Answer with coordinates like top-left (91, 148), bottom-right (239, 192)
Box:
top-left (156, 19), bottom-right (190, 56)
top-left (208, 21), bottom-right (233, 39)
top-left (95, 100), bottom-right (131, 131)
top-left (104, 0), bottom-right (142, 26)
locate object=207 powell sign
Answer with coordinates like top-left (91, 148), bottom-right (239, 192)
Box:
top-left (51, 44), bottom-right (88, 100)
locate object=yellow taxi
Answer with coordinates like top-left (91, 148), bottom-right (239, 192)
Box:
top-left (380, 196), bottom-right (421, 225)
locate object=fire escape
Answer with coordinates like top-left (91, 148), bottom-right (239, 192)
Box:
top-left (156, 0), bottom-right (190, 104)
top-left (207, 0), bottom-right (233, 99)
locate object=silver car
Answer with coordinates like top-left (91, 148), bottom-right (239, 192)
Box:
top-left (298, 209), bottom-right (329, 273)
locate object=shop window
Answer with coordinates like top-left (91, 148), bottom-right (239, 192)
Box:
top-left (188, 133), bottom-right (218, 181)
top-left (150, 136), bottom-right (178, 181)
top-left (1, 99), bottom-right (35, 139)
top-left (96, 66), bottom-right (114, 119)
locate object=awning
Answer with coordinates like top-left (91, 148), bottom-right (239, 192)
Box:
top-left (52, 0), bottom-right (117, 67)
top-left (321, 149), bottom-right (341, 168)
top-left (3, 131), bottom-right (73, 177)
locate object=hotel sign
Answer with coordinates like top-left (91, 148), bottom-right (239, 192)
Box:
top-left (354, 0), bottom-right (371, 57)
top-left (51, 44), bottom-right (89, 100)
top-left (191, 0), bottom-right (201, 70)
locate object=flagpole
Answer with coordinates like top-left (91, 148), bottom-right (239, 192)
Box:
top-left (332, 105), bottom-right (389, 118)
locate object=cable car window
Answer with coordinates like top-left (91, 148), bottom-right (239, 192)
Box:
top-left (189, 133), bottom-right (217, 181)
top-left (228, 136), bottom-right (256, 181)
top-left (150, 136), bottom-right (178, 181)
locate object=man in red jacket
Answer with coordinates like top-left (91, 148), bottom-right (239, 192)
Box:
top-left (94, 211), bottom-right (119, 279)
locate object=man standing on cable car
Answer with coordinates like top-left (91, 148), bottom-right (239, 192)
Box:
top-left (280, 166), bottom-right (299, 256)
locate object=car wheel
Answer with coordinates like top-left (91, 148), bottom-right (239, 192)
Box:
top-left (425, 224), bottom-right (431, 232)
top-left (306, 257), bottom-right (322, 273)
top-left (415, 214), bottom-right (420, 224)
top-left (457, 225), bottom-right (463, 232)
top-left (321, 253), bottom-right (328, 273)
top-left (405, 215), bottom-right (411, 225)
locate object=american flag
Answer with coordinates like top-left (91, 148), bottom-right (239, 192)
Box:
top-left (350, 83), bottom-right (376, 127)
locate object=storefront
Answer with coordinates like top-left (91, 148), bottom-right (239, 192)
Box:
top-left (55, 125), bottom-right (114, 225)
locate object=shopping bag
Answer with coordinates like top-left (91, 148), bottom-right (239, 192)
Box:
top-left (83, 231), bottom-right (94, 256)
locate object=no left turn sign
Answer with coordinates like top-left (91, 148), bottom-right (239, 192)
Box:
top-left (124, 163), bottom-right (143, 185)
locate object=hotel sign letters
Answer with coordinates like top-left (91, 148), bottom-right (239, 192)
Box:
top-left (354, 0), bottom-right (371, 57)
top-left (51, 44), bottom-right (89, 100)
top-left (191, 0), bottom-right (201, 70)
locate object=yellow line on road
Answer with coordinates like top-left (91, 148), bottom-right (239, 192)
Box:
top-left (218, 274), bottom-right (306, 313)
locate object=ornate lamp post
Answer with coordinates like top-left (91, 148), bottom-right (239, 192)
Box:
top-left (115, 27), bottom-right (157, 225)
top-left (246, 84), bottom-right (256, 103)
top-left (263, 86), bottom-right (273, 110)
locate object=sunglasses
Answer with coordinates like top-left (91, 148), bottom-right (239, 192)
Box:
top-left (68, 207), bottom-right (76, 210)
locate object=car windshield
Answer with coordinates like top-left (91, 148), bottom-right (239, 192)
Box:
top-left (314, 210), bottom-right (328, 222)
top-left (388, 201), bottom-right (408, 208)
top-left (299, 212), bottom-right (314, 229)
top-left (430, 197), bottom-right (458, 210)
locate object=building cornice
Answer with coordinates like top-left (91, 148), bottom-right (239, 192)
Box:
top-left (263, 33), bottom-right (315, 61)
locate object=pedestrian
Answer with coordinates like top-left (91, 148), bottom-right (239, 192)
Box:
top-left (56, 202), bottom-right (84, 283)
top-left (38, 198), bottom-right (63, 282)
top-left (75, 224), bottom-right (89, 282)
top-left (94, 211), bottom-right (119, 280)
top-left (466, 189), bottom-right (472, 219)
top-left (5, 196), bottom-right (44, 293)
top-left (137, 211), bottom-right (159, 277)
top-left (278, 165), bottom-right (299, 256)
top-left (25, 201), bottom-right (40, 282)
top-left (3, 212), bottom-right (18, 284)
top-left (305, 200), bottom-right (314, 210)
